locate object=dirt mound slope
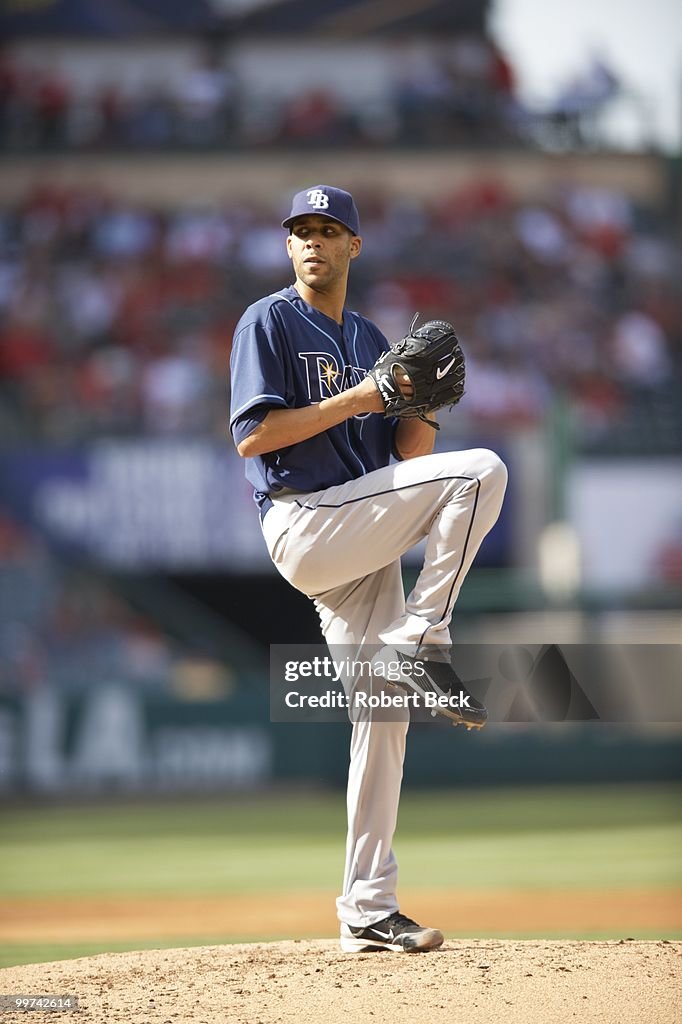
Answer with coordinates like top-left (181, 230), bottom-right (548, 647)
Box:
top-left (1, 938), bottom-right (679, 1024)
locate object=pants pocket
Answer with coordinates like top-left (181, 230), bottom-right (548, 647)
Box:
top-left (270, 528), bottom-right (290, 565)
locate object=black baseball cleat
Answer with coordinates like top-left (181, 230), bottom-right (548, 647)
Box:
top-left (340, 912), bottom-right (444, 954)
top-left (372, 646), bottom-right (488, 730)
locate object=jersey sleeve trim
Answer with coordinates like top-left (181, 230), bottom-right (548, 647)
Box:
top-left (229, 393), bottom-right (289, 427)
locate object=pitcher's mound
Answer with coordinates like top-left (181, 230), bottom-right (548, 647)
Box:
top-left (1, 938), bottom-right (679, 1023)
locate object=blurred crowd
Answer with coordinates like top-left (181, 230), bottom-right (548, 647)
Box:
top-left (0, 41), bottom-right (619, 152)
top-left (0, 515), bottom-right (170, 694)
top-left (1, 174), bottom-right (680, 694)
top-left (0, 513), bottom-right (239, 696)
top-left (0, 177), bottom-right (679, 448)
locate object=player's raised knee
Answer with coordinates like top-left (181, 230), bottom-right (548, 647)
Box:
top-left (473, 448), bottom-right (508, 493)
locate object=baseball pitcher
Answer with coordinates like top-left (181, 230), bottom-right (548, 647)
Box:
top-left (229, 185), bottom-right (507, 953)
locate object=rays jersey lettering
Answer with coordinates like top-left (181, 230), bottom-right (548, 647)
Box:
top-left (298, 351), bottom-right (367, 408)
top-left (229, 286), bottom-right (397, 506)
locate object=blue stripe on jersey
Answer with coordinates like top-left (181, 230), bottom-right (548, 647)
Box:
top-left (230, 393), bottom-right (288, 421)
top-left (348, 315), bottom-right (369, 445)
top-left (229, 285), bottom-right (395, 508)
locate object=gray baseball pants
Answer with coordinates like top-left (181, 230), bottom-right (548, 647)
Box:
top-left (261, 447), bottom-right (507, 927)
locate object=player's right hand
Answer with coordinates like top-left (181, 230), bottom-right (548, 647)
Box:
top-left (356, 371), bottom-right (414, 414)
top-left (355, 375), bottom-right (387, 414)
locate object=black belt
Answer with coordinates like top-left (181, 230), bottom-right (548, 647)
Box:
top-left (260, 487), bottom-right (305, 522)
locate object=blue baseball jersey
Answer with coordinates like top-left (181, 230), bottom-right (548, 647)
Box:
top-left (229, 285), bottom-right (398, 510)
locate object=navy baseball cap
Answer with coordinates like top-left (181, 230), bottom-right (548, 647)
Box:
top-left (282, 185), bottom-right (360, 235)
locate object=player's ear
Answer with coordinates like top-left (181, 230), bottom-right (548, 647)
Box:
top-left (350, 235), bottom-right (362, 260)
top-left (286, 234), bottom-right (294, 260)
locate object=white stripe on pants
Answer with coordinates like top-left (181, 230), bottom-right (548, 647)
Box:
top-left (261, 448), bottom-right (507, 925)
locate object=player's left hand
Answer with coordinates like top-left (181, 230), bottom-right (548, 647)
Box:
top-left (395, 371), bottom-right (414, 400)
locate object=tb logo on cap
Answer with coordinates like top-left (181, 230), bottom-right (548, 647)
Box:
top-left (307, 189), bottom-right (330, 211)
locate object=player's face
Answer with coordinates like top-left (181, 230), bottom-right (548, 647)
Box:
top-left (287, 215), bottom-right (362, 293)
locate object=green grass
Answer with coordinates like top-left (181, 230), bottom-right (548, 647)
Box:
top-left (1, 783), bottom-right (680, 897)
top-left (1, 822), bottom-right (680, 896)
top-left (2, 783), bottom-right (680, 843)
top-left (0, 783), bottom-right (680, 967)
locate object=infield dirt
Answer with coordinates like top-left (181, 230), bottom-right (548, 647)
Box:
top-left (2, 887), bottom-right (680, 944)
top-left (1, 938), bottom-right (680, 1024)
